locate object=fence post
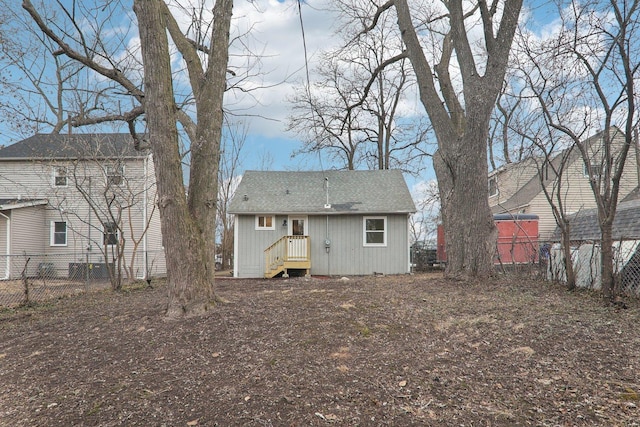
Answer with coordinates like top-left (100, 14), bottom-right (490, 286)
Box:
top-left (85, 251), bottom-right (89, 292)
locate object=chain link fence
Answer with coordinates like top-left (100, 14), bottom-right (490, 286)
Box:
top-left (547, 240), bottom-right (640, 296)
top-left (0, 250), bottom-right (166, 308)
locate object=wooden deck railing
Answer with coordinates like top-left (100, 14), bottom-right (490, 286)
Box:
top-left (264, 235), bottom-right (310, 278)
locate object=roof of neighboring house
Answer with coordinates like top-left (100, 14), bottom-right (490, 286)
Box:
top-left (0, 133), bottom-right (148, 160)
top-left (0, 198), bottom-right (48, 210)
top-left (491, 153), bottom-right (570, 214)
top-left (228, 169), bottom-right (416, 215)
top-left (553, 194), bottom-right (640, 241)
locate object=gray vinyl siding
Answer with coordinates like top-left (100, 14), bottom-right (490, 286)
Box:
top-left (309, 214), bottom-right (410, 276)
top-left (234, 213), bottom-right (410, 278)
top-left (0, 214), bottom-right (7, 256)
top-left (234, 214), bottom-right (289, 278)
top-left (143, 155), bottom-right (166, 278)
top-left (0, 215), bottom-right (6, 278)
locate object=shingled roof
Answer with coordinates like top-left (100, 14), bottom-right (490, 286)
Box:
top-left (228, 170), bottom-right (416, 215)
top-left (553, 193), bottom-right (640, 241)
top-left (0, 133), bottom-right (147, 160)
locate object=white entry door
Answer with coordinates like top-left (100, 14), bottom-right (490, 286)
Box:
top-left (288, 216), bottom-right (308, 260)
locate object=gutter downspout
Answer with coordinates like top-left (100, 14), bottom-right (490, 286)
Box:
top-left (0, 211), bottom-right (10, 280)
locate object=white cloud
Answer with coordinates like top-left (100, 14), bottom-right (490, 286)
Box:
top-left (226, 0), bottom-right (339, 137)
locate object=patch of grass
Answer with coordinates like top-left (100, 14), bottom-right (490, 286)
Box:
top-left (358, 323), bottom-right (372, 337)
top-left (620, 387), bottom-right (639, 401)
top-left (86, 401), bottom-right (102, 416)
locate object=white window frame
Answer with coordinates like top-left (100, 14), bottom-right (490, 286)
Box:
top-left (53, 166), bottom-right (68, 187)
top-left (255, 215), bottom-right (275, 230)
top-left (363, 216), bottom-right (387, 247)
top-left (50, 221), bottom-right (67, 246)
top-left (103, 222), bottom-right (119, 246)
top-left (488, 177), bottom-right (498, 197)
top-left (106, 163), bottom-right (125, 186)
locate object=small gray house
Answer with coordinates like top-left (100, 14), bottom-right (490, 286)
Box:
top-left (228, 170), bottom-right (416, 278)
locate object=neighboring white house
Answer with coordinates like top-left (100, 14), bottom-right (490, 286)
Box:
top-left (489, 129), bottom-right (640, 240)
top-left (0, 133), bottom-right (166, 280)
top-left (228, 170), bottom-right (416, 278)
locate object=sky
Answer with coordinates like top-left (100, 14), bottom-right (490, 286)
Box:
top-left (224, 0), bottom-right (428, 174)
top-left (221, 0), bottom-right (561, 187)
top-left (0, 0), bottom-right (567, 225)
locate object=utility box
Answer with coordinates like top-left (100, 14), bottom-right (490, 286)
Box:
top-left (68, 262), bottom-right (114, 280)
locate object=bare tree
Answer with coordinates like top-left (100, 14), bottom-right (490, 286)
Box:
top-left (217, 123), bottom-right (247, 271)
top-left (356, 0), bottom-right (522, 278)
top-left (288, 2), bottom-right (430, 173)
top-left (68, 153), bottom-right (158, 291)
top-left (488, 79), bottom-right (529, 170)
top-left (517, 130), bottom-right (580, 290)
top-left (409, 179), bottom-right (441, 245)
top-left (0, 2), bottom-right (127, 136)
top-left (516, 0), bottom-right (640, 301)
top-left (22, 0), bottom-right (233, 317)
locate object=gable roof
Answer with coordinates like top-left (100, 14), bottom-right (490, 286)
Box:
top-left (0, 133), bottom-right (147, 160)
top-left (491, 128), bottom-right (624, 214)
top-left (228, 170), bottom-right (416, 215)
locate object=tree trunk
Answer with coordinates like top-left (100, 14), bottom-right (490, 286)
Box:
top-left (394, 0), bottom-right (521, 278)
top-left (560, 225), bottom-right (576, 290)
top-left (187, 0), bottom-right (233, 283)
top-left (600, 222), bottom-right (615, 302)
top-left (433, 131), bottom-right (497, 278)
top-left (134, 0), bottom-right (215, 318)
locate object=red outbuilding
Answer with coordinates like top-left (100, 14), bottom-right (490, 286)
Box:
top-left (437, 214), bottom-right (539, 265)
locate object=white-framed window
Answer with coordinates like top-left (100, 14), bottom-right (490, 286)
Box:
top-left (488, 177), bottom-right (498, 197)
top-left (53, 166), bottom-right (68, 187)
top-left (583, 163), bottom-right (602, 178)
top-left (255, 215), bottom-right (275, 230)
top-left (363, 216), bottom-right (387, 247)
top-left (106, 163), bottom-right (124, 186)
top-left (103, 222), bottom-right (119, 246)
top-left (50, 221), bottom-right (67, 246)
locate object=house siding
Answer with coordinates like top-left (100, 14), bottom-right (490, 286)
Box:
top-left (11, 205), bottom-right (46, 255)
top-left (234, 214), bottom-right (289, 278)
top-left (489, 158), bottom-right (539, 206)
top-left (0, 151), bottom-right (166, 280)
top-left (142, 155), bottom-right (166, 278)
top-left (234, 213), bottom-right (410, 278)
top-left (309, 214), bottom-right (410, 276)
top-left (490, 133), bottom-right (640, 242)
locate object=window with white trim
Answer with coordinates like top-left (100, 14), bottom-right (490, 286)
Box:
top-left (255, 215), bottom-right (275, 230)
top-left (103, 222), bottom-right (119, 246)
top-left (53, 166), bottom-right (68, 187)
top-left (363, 216), bottom-right (387, 246)
top-left (50, 221), bottom-right (67, 246)
top-left (106, 163), bottom-right (124, 186)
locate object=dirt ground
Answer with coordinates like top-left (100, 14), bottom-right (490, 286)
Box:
top-left (1, 273), bottom-right (639, 426)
